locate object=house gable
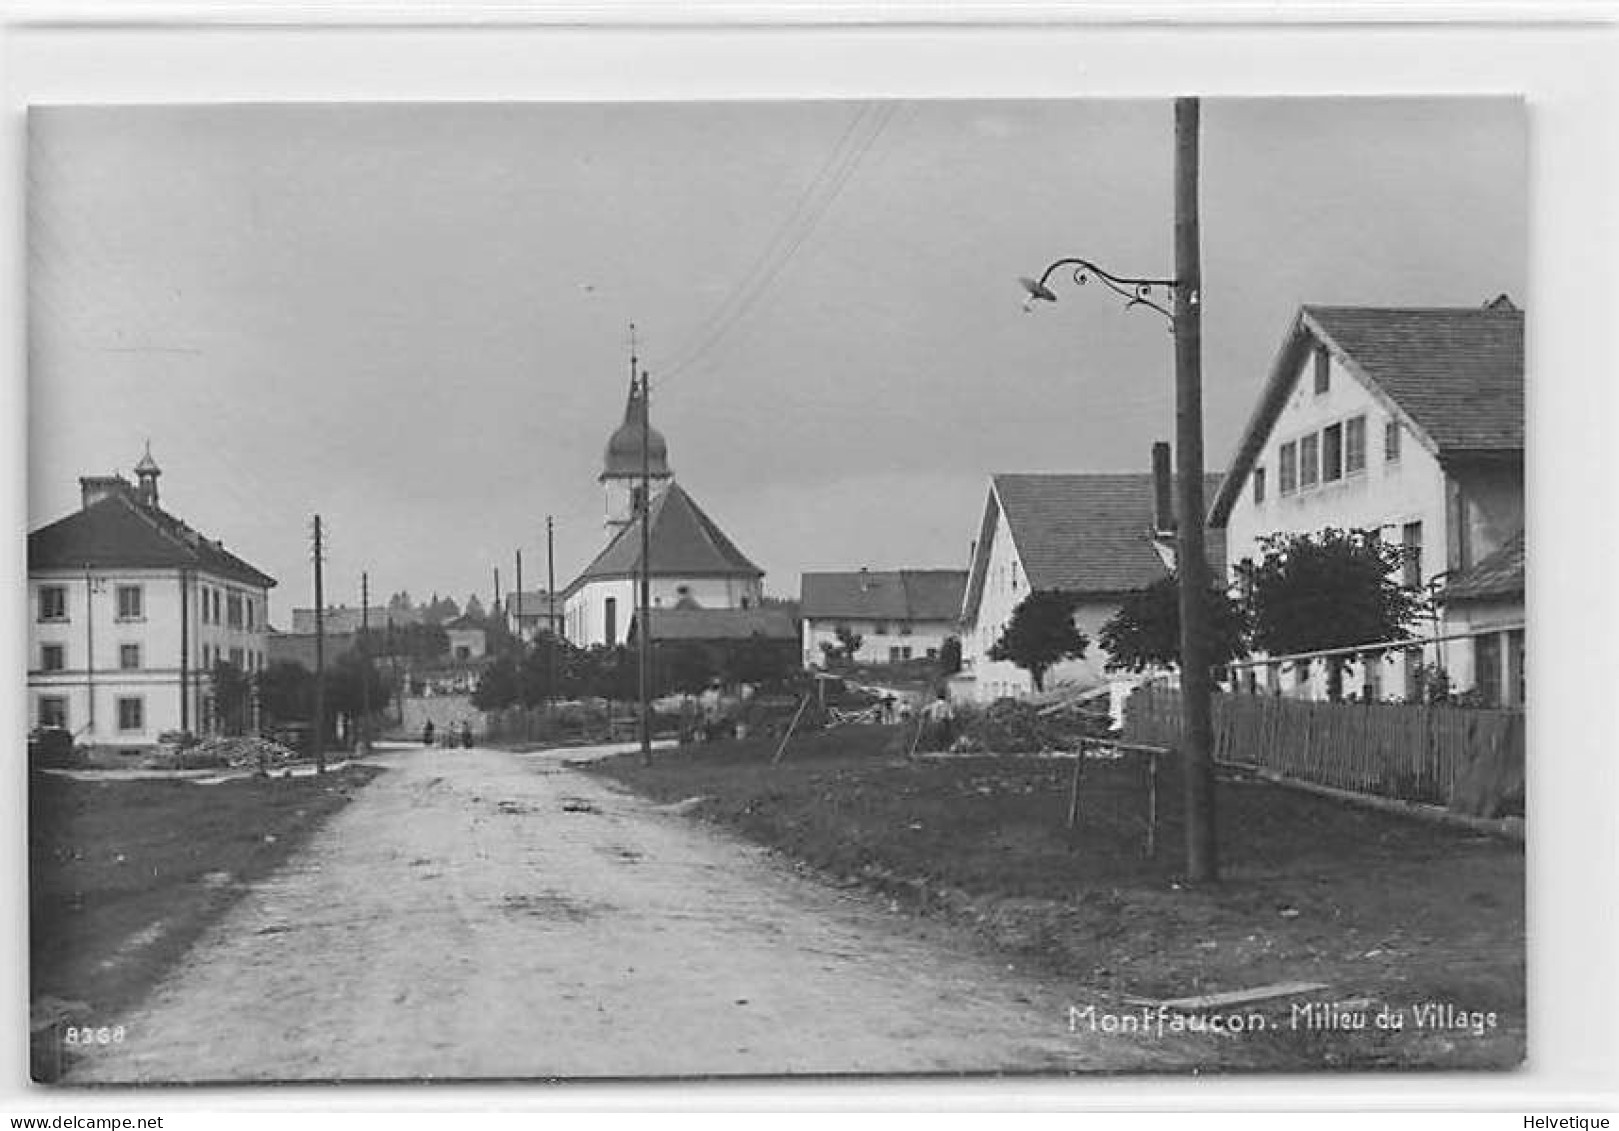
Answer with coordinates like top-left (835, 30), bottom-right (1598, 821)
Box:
top-left (1210, 302), bottom-right (1525, 528)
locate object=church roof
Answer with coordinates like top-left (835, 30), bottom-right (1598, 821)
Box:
top-left (601, 378), bottom-right (672, 481)
top-left (29, 487), bottom-right (277, 589)
top-left (568, 482), bottom-right (762, 590)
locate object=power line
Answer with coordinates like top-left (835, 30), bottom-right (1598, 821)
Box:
top-left (653, 103), bottom-right (877, 381)
top-left (655, 102), bottom-right (903, 396)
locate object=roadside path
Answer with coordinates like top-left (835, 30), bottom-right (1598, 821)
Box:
top-left (70, 744), bottom-right (1189, 1082)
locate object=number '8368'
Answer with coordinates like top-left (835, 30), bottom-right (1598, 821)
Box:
top-left (64, 1026), bottom-right (125, 1046)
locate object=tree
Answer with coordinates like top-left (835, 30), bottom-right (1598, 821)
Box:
top-left (1242, 527), bottom-right (1428, 701)
top-left (464, 593), bottom-right (486, 621)
top-left (818, 625), bottom-right (863, 670)
top-left (421, 593), bottom-right (460, 626)
top-left (988, 590), bottom-right (1089, 692)
top-left (654, 641), bottom-right (717, 696)
top-left (325, 650), bottom-right (390, 722)
top-left (1098, 574), bottom-right (1249, 673)
top-left (472, 655), bottom-right (521, 710)
top-left (720, 634), bottom-right (795, 689)
top-left (211, 660), bottom-right (252, 736)
top-left (256, 661), bottom-right (314, 728)
top-left (938, 635), bottom-right (963, 676)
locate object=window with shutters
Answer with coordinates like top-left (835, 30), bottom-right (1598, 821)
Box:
top-left (116, 585), bottom-right (144, 622)
top-left (39, 586), bottom-right (68, 622)
top-left (1345, 415), bottom-right (1367, 474)
top-left (1322, 424), bottom-right (1343, 482)
top-left (1299, 433), bottom-right (1320, 489)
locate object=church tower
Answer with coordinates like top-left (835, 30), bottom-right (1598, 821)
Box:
top-left (134, 441), bottom-right (162, 507)
top-left (599, 366), bottom-right (672, 533)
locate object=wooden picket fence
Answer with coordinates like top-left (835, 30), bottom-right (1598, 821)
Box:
top-left (1122, 685), bottom-right (1525, 816)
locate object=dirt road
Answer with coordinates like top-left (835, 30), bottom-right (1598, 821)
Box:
top-left (68, 744), bottom-right (1188, 1083)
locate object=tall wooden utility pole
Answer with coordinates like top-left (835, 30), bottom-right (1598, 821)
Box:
top-left (1173, 96), bottom-right (1217, 883)
top-left (638, 365), bottom-right (653, 767)
top-left (546, 515), bottom-right (557, 708)
top-left (515, 550), bottom-right (524, 642)
top-left (359, 571), bottom-right (372, 754)
top-left (312, 515), bottom-right (327, 774)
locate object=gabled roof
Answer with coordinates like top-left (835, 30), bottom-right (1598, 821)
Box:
top-left (568, 481), bottom-right (762, 591)
top-left (28, 489), bottom-right (276, 589)
top-left (962, 472), bottom-right (1225, 625)
top-left (628, 606), bottom-right (798, 643)
top-left (1210, 301), bottom-right (1525, 527)
top-left (504, 590), bottom-right (559, 616)
top-left (800, 569), bottom-right (967, 623)
top-left (1443, 529), bottom-right (1525, 603)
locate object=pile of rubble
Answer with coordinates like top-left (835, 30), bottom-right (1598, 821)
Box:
top-left (145, 734), bottom-right (303, 772)
top-left (195, 734), bottom-right (302, 769)
top-left (950, 697), bottom-right (1113, 755)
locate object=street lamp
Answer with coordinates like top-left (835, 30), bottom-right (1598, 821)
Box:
top-left (1018, 259), bottom-right (1178, 321)
top-left (1019, 97), bottom-right (1219, 884)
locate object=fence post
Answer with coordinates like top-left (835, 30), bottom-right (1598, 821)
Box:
top-left (1065, 745), bottom-right (1085, 831)
top-left (1144, 749), bottom-right (1158, 858)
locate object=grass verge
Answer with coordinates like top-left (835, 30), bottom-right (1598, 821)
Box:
top-left (28, 763), bottom-right (383, 1081)
top-left (586, 727), bottom-right (1524, 1072)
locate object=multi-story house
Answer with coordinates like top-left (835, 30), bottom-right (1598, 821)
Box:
top-left (799, 569), bottom-right (966, 670)
top-left (1207, 297), bottom-right (1523, 700)
top-left (27, 449), bottom-right (277, 752)
top-left (955, 461), bottom-right (1224, 713)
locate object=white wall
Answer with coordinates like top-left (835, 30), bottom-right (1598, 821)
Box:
top-left (564, 574), bottom-right (765, 647)
top-left (1222, 346), bottom-right (1452, 593)
top-left (802, 618), bottom-right (956, 669)
top-left (956, 500), bottom-right (1128, 705)
top-left (28, 566), bottom-right (272, 747)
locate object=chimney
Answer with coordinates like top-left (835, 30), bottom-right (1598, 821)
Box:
top-left (79, 475), bottom-right (131, 510)
top-left (1152, 441), bottom-right (1175, 535)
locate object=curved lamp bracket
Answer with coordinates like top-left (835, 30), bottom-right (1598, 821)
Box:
top-left (1019, 257), bottom-right (1182, 323)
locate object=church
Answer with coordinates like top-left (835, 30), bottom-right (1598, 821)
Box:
top-left (560, 377), bottom-right (765, 647)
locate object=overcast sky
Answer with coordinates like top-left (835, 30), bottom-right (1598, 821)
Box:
top-left (26, 97), bottom-right (1523, 618)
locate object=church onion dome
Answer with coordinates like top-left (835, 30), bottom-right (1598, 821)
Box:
top-left (600, 381), bottom-right (672, 481)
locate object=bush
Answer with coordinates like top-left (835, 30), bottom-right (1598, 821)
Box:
top-left (28, 727), bottom-right (79, 768)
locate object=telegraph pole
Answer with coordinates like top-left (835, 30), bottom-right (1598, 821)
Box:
top-left (359, 571), bottom-right (372, 754)
top-left (1173, 96), bottom-right (1218, 883)
top-left (312, 515), bottom-right (326, 774)
top-left (515, 550), bottom-right (524, 642)
top-left (546, 515), bottom-right (557, 709)
top-left (638, 365), bottom-right (653, 767)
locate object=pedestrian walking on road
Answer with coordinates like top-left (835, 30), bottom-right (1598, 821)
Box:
top-left (422, 720), bottom-right (435, 747)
